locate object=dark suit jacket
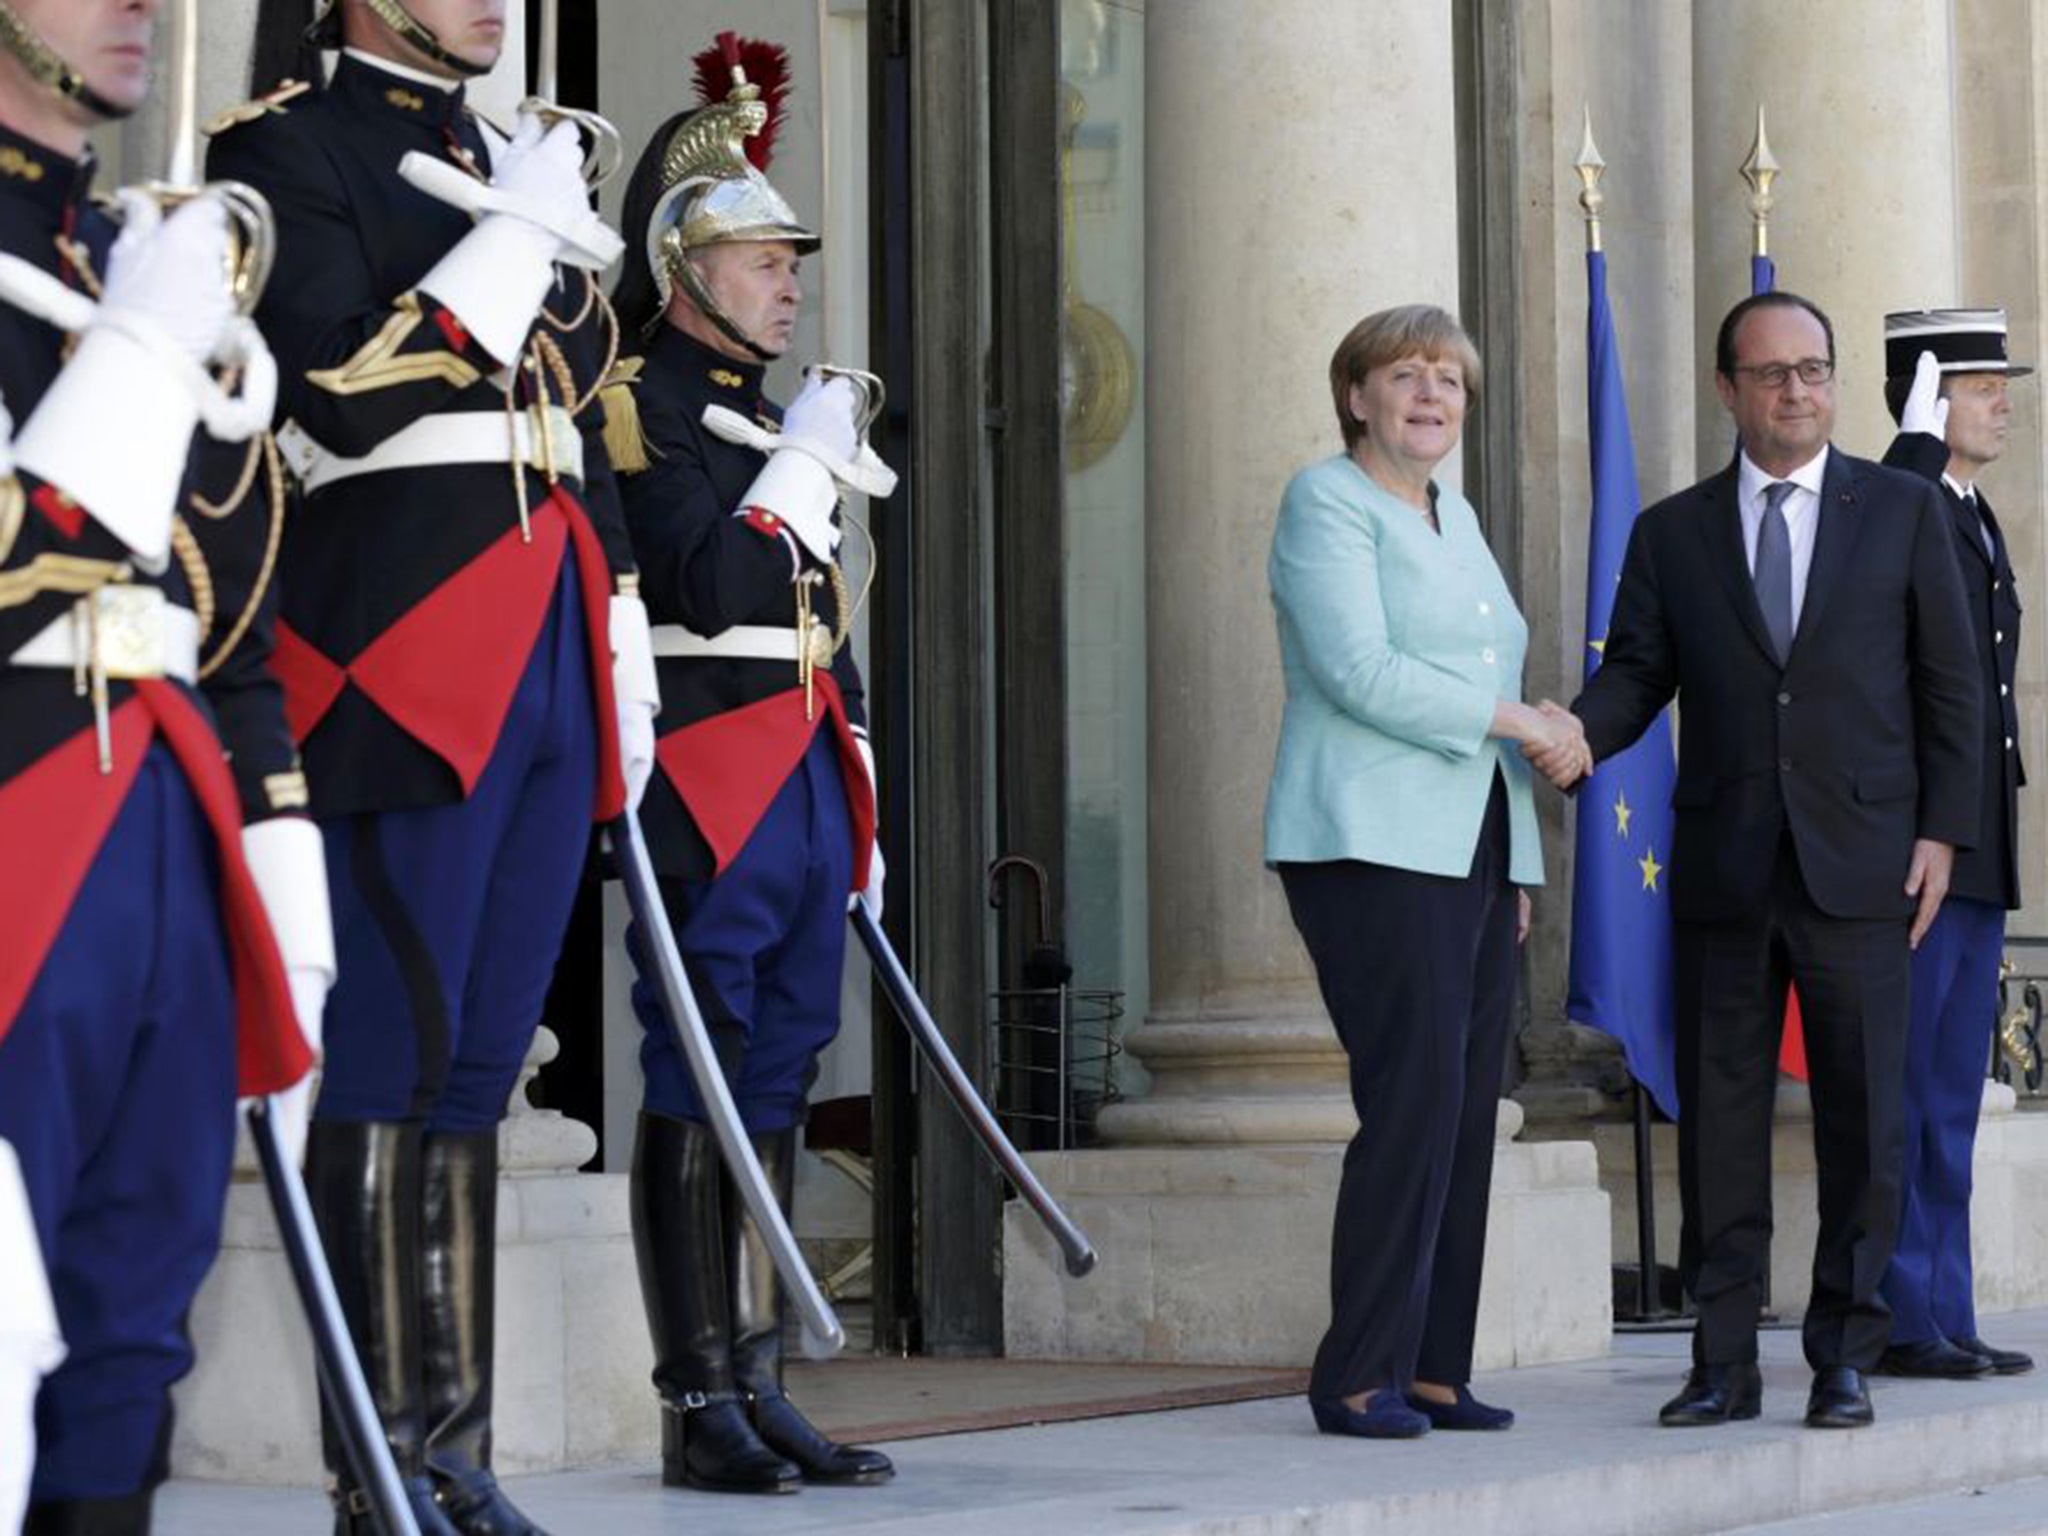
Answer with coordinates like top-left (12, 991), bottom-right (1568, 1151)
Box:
top-left (1882, 431), bottom-right (2025, 909)
top-left (1572, 448), bottom-right (1982, 924)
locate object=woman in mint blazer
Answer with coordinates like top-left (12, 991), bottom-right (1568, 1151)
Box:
top-left (1265, 306), bottom-right (1588, 1441)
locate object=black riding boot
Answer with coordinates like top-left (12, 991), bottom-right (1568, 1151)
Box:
top-left (305, 1120), bottom-right (462, 1536)
top-left (630, 1111), bottom-right (800, 1495)
top-left (730, 1128), bottom-right (893, 1485)
top-left (21, 1492), bottom-right (154, 1535)
top-left (419, 1130), bottom-right (549, 1534)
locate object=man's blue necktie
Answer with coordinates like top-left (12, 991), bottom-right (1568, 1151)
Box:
top-left (1754, 481), bottom-right (1795, 661)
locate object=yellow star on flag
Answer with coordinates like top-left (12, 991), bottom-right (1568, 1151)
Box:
top-left (1589, 637), bottom-right (1606, 655)
top-left (1639, 847), bottom-right (1663, 893)
top-left (1613, 790), bottom-right (1631, 837)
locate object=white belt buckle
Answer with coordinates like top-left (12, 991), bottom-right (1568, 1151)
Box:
top-left (92, 585), bottom-right (169, 679)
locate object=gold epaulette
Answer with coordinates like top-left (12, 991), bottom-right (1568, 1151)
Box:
top-left (203, 79), bottom-right (312, 137)
top-left (598, 356), bottom-right (652, 474)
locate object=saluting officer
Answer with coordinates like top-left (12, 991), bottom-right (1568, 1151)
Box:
top-left (213, 1), bottom-right (658, 1531)
top-left (0, 1), bottom-right (327, 1529)
top-left (604, 35), bottom-right (891, 1498)
top-left (1876, 313), bottom-right (2035, 1381)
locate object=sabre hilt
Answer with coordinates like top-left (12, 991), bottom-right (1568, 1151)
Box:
top-left (519, 96), bottom-right (625, 190)
top-left (136, 178), bottom-right (278, 315)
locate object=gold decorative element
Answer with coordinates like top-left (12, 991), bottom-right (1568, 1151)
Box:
top-left (614, 572), bottom-right (640, 597)
top-left (188, 437), bottom-right (262, 520)
top-left (306, 293), bottom-right (482, 396)
top-left (598, 357), bottom-right (650, 474)
top-left (198, 435), bottom-right (287, 679)
top-left (384, 86), bottom-right (426, 113)
top-left (0, 476), bottom-right (23, 564)
top-left (1998, 957), bottom-right (2040, 1079)
top-left (1573, 104), bottom-right (1606, 255)
top-left (1057, 82), bottom-right (1133, 473)
top-left (202, 78), bottom-right (310, 136)
top-left (264, 769), bottom-right (310, 811)
top-left (168, 515), bottom-right (216, 642)
top-left (0, 552), bottom-right (128, 612)
top-left (0, 144), bottom-right (43, 181)
top-left (709, 367), bottom-right (745, 389)
top-left (1739, 104), bottom-right (1780, 260)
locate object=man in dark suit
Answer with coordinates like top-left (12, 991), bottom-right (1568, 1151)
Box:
top-left (1874, 311), bottom-right (2034, 1380)
top-left (1566, 291), bottom-right (1983, 1430)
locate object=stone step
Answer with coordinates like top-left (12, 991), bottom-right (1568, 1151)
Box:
top-left (156, 1312), bottom-right (2048, 1535)
top-left (1726, 1476), bottom-right (2048, 1533)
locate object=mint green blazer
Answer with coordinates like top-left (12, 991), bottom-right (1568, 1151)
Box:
top-left (1263, 454), bottom-right (1543, 885)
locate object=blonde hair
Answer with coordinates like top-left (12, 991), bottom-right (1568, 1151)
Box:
top-left (1328, 305), bottom-right (1483, 450)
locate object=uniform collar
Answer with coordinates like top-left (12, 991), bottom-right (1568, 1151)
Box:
top-left (0, 119), bottom-right (96, 226)
top-left (655, 321), bottom-right (768, 401)
top-left (333, 50), bottom-right (469, 132)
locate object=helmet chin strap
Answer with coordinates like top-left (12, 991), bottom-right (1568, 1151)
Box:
top-left (361, 0), bottom-right (493, 80)
top-left (0, 0), bottom-right (132, 121)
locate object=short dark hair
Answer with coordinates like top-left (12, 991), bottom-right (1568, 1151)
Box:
top-left (1714, 291), bottom-right (1836, 378)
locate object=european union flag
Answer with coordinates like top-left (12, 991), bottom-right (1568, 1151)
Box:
top-left (1567, 250), bottom-right (1678, 1118)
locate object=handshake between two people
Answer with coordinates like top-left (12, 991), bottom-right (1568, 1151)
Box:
top-left (1497, 699), bottom-right (1592, 791)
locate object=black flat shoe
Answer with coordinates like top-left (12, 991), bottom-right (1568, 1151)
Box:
top-left (1658, 1363), bottom-right (1762, 1426)
top-left (1406, 1384), bottom-right (1514, 1430)
top-left (1804, 1366), bottom-right (1873, 1429)
top-left (1309, 1392), bottom-right (1429, 1439)
top-left (1955, 1335), bottom-right (2035, 1375)
top-left (1875, 1338), bottom-right (1991, 1378)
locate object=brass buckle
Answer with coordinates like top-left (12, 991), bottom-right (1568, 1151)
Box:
top-left (91, 584), bottom-right (169, 679)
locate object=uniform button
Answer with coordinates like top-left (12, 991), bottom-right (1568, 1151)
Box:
top-left (1481, 647), bottom-right (1496, 663)
top-left (2002, 683), bottom-right (2010, 697)
top-left (1478, 601), bottom-right (1492, 615)
top-left (2008, 736), bottom-right (2016, 751)
top-left (1776, 691), bottom-right (1792, 706)
top-left (1996, 629), bottom-right (2006, 643)
top-left (1994, 580), bottom-right (2002, 592)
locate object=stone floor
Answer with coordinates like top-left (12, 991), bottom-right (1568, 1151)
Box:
top-left (157, 1309), bottom-right (2048, 1535)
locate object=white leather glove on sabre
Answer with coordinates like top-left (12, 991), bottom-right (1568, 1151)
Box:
top-left (0, 1141), bottom-right (63, 1536)
top-left (1902, 348), bottom-right (1951, 439)
top-left (735, 373), bottom-right (862, 564)
top-left (239, 817), bottom-right (336, 1168)
top-left (610, 593), bottom-right (660, 813)
top-left (417, 113), bottom-right (588, 366)
top-left (849, 733), bottom-right (885, 921)
top-left (12, 194), bottom-right (243, 569)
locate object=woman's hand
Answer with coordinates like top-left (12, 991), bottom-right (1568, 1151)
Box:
top-left (1522, 700), bottom-right (1592, 789)
top-left (1517, 889), bottom-right (1532, 945)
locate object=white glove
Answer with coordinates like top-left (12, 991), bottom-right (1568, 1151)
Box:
top-left (416, 113), bottom-right (590, 366)
top-left (0, 387), bottom-right (15, 479)
top-left (1902, 348), bottom-right (1951, 439)
top-left (849, 733), bottom-right (884, 920)
top-left (100, 193), bottom-right (237, 365)
top-left (781, 374), bottom-right (861, 463)
top-left (238, 818), bottom-right (335, 1167)
top-left (610, 593), bottom-right (660, 812)
top-left (0, 1141), bottom-right (63, 1536)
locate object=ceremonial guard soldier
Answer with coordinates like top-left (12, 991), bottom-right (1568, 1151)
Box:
top-left (1877, 314), bottom-right (2035, 1380)
top-left (0, 1), bottom-right (327, 1529)
top-left (214, 1), bottom-right (658, 1530)
top-left (604, 35), bottom-right (892, 1496)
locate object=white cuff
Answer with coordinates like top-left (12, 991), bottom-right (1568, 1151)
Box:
top-left (242, 818), bottom-right (337, 986)
top-left (13, 324), bottom-right (199, 568)
top-left (0, 1143), bottom-right (60, 1364)
top-left (738, 446), bottom-right (841, 563)
top-left (609, 593), bottom-right (660, 712)
top-left (415, 214), bottom-right (560, 367)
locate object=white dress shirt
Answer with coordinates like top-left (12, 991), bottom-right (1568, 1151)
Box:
top-left (1737, 446), bottom-right (1827, 629)
top-left (1943, 471), bottom-right (1996, 557)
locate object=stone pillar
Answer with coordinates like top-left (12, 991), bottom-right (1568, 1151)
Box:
top-left (1101, 0), bottom-right (1466, 1147)
top-left (1008, 0), bottom-right (1611, 1372)
top-left (1689, 1), bottom-right (1959, 466)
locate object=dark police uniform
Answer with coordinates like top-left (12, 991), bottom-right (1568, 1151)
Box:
top-left (616, 323), bottom-right (873, 1134)
top-left (1880, 426), bottom-right (2025, 1356)
top-left (208, 54), bottom-right (636, 1529)
top-left (0, 121), bottom-right (312, 1515)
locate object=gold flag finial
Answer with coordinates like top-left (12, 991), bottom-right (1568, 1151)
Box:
top-left (1739, 104), bottom-right (1780, 259)
top-left (1573, 104), bottom-right (1606, 253)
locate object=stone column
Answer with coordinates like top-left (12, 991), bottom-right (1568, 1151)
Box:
top-left (1008, 0), bottom-right (1611, 1372)
top-left (1096, 0), bottom-right (1467, 1148)
top-left (1690, 1), bottom-right (1959, 466)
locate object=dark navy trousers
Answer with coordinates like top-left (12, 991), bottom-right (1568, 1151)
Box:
top-left (316, 565), bottom-right (597, 1131)
top-left (631, 728), bottom-right (854, 1133)
top-left (0, 748), bottom-right (238, 1500)
top-left (1882, 894), bottom-right (2006, 1346)
top-left (1278, 776), bottom-right (1517, 1401)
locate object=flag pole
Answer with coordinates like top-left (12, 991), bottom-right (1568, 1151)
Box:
top-left (1577, 109), bottom-right (1667, 1326)
top-left (1740, 104), bottom-right (1778, 261)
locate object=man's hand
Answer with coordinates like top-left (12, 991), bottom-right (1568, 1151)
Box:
top-left (1523, 699), bottom-right (1592, 789)
top-left (1901, 349), bottom-right (1950, 440)
top-left (1905, 837), bottom-right (1955, 949)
